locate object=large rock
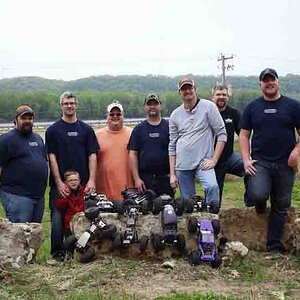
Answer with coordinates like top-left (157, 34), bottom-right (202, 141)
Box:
top-left (0, 218), bottom-right (44, 268)
top-left (71, 211), bottom-right (218, 259)
top-left (71, 206), bottom-right (300, 260)
top-left (222, 241), bottom-right (249, 262)
top-left (220, 207), bottom-right (298, 252)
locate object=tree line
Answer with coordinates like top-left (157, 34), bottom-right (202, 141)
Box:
top-left (0, 75), bottom-right (299, 121)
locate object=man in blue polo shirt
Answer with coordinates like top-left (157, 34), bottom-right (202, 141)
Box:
top-left (240, 68), bottom-right (300, 253)
top-left (0, 105), bottom-right (48, 223)
top-left (45, 92), bottom-right (99, 260)
top-left (128, 93), bottom-right (173, 197)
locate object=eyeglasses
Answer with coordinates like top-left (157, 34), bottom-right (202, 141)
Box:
top-left (62, 102), bottom-right (77, 106)
top-left (109, 112), bottom-right (122, 117)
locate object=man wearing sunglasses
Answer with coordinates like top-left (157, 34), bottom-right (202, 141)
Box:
top-left (45, 91), bottom-right (99, 260)
top-left (128, 93), bottom-right (174, 197)
top-left (95, 101), bottom-right (133, 200)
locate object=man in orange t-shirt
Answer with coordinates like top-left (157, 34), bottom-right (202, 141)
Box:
top-left (96, 101), bottom-right (134, 200)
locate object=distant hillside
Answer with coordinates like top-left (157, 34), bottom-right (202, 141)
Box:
top-left (1, 74), bottom-right (300, 94)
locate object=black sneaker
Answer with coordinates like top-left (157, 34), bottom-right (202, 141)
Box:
top-left (52, 250), bottom-right (66, 262)
top-left (255, 202), bottom-right (267, 214)
top-left (267, 243), bottom-right (286, 254)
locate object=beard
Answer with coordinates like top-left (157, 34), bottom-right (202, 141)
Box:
top-left (216, 100), bottom-right (226, 110)
top-left (148, 110), bottom-right (158, 117)
top-left (19, 123), bottom-right (33, 134)
top-left (262, 84), bottom-right (279, 98)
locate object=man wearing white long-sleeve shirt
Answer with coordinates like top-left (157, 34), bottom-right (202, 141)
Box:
top-left (169, 78), bottom-right (227, 213)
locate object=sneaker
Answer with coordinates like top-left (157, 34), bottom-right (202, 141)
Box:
top-left (255, 202), bottom-right (267, 214)
top-left (267, 243), bottom-right (286, 254)
top-left (51, 250), bottom-right (66, 262)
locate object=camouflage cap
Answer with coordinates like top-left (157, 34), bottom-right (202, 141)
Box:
top-left (178, 78), bottom-right (195, 90)
top-left (144, 93), bottom-right (161, 104)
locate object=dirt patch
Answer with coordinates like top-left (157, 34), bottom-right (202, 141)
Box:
top-left (1, 252), bottom-right (299, 300)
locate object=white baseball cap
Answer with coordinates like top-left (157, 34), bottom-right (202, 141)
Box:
top-left (107, 101), bottom-right (123, 113)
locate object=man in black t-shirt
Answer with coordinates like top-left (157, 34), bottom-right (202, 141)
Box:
top-left (240, 68), bottom-right (300, 253)
top-left (45, 92), bottom-right (99, 260)
top-left (0, 105), bottom-right (48, 223)
top-left (212, 84), bottom-right (244, 204)
top-left (128, 93), bottom-right (173, 197)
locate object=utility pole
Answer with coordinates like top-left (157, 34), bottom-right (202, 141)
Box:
top-left (217, 53), bottom-right (234, 84)
top-left (1, 65), bottom-right (10, 79)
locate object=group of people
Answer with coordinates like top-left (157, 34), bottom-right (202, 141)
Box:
top-left (0, 68), bottom-right (299, 258)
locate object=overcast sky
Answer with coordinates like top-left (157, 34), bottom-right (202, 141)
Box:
top-left (0, 0), bottom-right (299, 80)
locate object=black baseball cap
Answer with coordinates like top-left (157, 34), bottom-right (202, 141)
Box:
top-left (259, 68), bottom-right (278, 81)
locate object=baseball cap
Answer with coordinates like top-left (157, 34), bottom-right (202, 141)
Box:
top-left (144, 93), bottom-right (161, 104)
top-left (107, 101), bottom-right (123, 113)
top-left (15, 105), bottom-right (34, 118)
top-left (259, 68), bottom-right (278, 81)
top-left (178, 78), bottom-right (195, 90)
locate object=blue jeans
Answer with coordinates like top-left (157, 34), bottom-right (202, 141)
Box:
top-left (245, 160), bottom-right (295, 249)
top-left (0, 190), bottom-right (44, 223)
top-left (49, 187), bottom-right (64, 256)
top-left (176, 168), bottom-right (219, 207)
top-left (215, 152), bottom-right (245, 204)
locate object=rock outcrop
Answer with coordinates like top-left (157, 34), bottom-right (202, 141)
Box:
top-left (0, 218), bottom-right (44, 268)
top-left (71, 206), bottom-right (300, 260)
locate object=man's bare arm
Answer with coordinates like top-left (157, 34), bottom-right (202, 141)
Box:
top-left (129, 150), bottom-right (145, 191)
top-left (288, 129), bottom-right (300, 172)
top-left (48, 153), bottom-right (69, 197)
top-left (85, 153), bottom-right (97, 192)
top-left (239, 129), bottom-right (257, 175)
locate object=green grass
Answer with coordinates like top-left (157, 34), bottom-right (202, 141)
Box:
top-left (1, 165), bottom-right (300, 299)
top-left (156, 293), bottom-right (237, 300)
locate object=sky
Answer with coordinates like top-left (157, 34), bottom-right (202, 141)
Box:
top-left (0, 0), bottom-right (299, 80)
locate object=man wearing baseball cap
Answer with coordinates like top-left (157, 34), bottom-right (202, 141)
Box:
top-left (240, 68), bottom-right (300, 253)
top-left (95, 101), bottom-right (133, 200)
top-left (128, 93), bottom-right (173, 197)
top-left (169, 78), bottom-right (227, 213)
top-left (0, 105), bottom-right (48, 223)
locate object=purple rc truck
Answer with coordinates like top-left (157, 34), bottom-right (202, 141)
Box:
top-left (188, 217), bottom-right (222, 268)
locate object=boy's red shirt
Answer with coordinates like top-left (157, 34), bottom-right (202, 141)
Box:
top-left (56, 186), bottom-right (85, 230)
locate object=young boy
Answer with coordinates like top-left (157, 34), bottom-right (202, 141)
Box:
top-left (56, 170), bottom-right (85, 238)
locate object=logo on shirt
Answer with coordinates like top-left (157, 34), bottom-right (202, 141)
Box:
top-left (225, 118), bottom-right (233, 124)
top-left (149, 133), bottom-right (160, 138)
top-left (264, 109), bottom-right (277, 114)
top-left (29, 142), bottom-right (38, 147)
top-left (67, 131), bottom-right (79, 137)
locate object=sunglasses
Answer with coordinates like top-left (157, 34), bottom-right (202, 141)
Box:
top-left (109, 112), bottom-right (122, 117)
